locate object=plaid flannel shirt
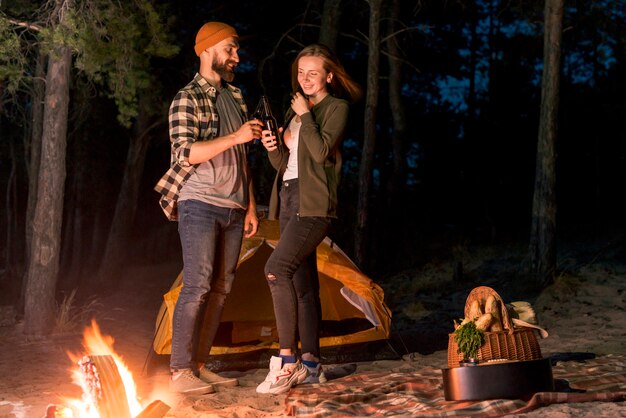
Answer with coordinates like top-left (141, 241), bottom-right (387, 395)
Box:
top-left (154, 73), bottom-right (249, 221)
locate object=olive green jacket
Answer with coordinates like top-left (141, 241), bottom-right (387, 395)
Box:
top-left (267, 94), bottom-right (349, 219)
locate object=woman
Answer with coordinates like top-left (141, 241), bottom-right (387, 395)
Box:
top-left (256, 44), bottom-right (362, 395)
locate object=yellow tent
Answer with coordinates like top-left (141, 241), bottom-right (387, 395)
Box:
top-left (152, 219), bottom-right (392, 357)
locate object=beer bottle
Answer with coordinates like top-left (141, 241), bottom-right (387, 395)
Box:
top-left (257, 95), bottom-right (279, 141)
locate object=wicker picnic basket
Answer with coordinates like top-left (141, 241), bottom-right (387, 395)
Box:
top-left (447, 286), bottom-right (543, 368)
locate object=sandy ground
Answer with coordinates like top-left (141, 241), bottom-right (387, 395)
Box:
top-left (1, 253), bottom-right (625, 417)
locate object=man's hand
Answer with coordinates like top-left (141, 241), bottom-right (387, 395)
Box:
top-left (243, 210), bottom-right (259, 238)
top-left (234, 119), bottom-right (264, 144)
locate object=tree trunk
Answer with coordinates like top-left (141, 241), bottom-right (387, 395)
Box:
top-left (382, 0), bottom-right (408, 261)
top-left (96, 102), bottom-right (159, 285)
top-left (3, 140), bottom-right (18, 280)
top-left (20, 51), bottom-right (47, 314)
top-left (529, 0), bottom-right (563, 287)
top-left (319, 0), bottom-right (343, 50)
top-left (25, 51), bottom-right (46, 264)
top-left (23, 40), bottom-right (72, 337)
top-left (354, 0), bottom-right (383, 271)
top-left (60, 170), bottom-right (84, 289)
top-left (466, 2), bottom-right (478, 125)
top-left (385, 0), bottom-right (407, 213)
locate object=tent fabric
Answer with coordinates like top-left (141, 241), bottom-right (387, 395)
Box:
top-left (152, 219), bottom-right (392, 357)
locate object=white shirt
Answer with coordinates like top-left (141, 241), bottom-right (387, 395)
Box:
top-left (282, 116), bottom-right (302, 181)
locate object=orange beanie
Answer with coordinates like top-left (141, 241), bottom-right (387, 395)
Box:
top-left (194, 22), bottom-right (238, 56)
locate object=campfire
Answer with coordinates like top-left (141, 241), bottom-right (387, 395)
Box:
top-left (47, 320), bottom-right (169, 418)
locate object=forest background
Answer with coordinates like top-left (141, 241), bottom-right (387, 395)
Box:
top-left (1, 0), bottom-right (625, 338)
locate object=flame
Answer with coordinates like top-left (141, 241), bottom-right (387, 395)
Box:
top-left (62, 320), bottom-right (144, 418)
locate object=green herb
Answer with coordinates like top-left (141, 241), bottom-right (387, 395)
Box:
top-left (453, 320), bottom-right (484, 360)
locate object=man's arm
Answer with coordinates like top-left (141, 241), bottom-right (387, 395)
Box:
top-left (244, 178), bottom-right (258, 238)
top-left (189, 119), bottom-right (263, 164)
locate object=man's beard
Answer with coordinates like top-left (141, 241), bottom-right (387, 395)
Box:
top-left (213, 57), bottom-right (236, 82)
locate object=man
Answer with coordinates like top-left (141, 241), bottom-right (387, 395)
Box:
top-left (154, 21), bottom-right (262, 395)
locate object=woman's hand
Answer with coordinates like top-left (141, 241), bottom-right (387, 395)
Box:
top-left (290, 92), bottom-right (310, 116)
top-left (260, 127), bottom-right (282, 152)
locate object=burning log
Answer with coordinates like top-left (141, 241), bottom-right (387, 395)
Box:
top-left (79, 355), bottom-right (132, 418)
top-left (77, 354), bottom-right (171, 418)
top-left (44, 404), bottom-right (72, 418)
top-left (44, 400), bottom-right (170, 418)
top-left (52, 321), bottom-right (171, 418)
top-left (135, 400), bottom-right (171, 418)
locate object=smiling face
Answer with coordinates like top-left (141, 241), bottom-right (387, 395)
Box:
top-left (297, 56), bottom-right (332, 100)
top-left (210, 36), bottom-right (240, 82)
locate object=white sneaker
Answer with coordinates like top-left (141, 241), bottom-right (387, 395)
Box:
top-left (256, 356), bottom-right (283, 394)
top-left (266, 360), bottom-right (308, 395)
top-left (302, 363), bottom-right (327, 384)
top-left (198, 365), bottom-right (239, 388)
top-left (169, 369), bottom-right (215, 395)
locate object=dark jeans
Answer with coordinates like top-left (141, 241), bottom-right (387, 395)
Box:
top-left (264, 179), bottom-right (331, 358)
top-left (170, 199), bottom-right (245, 370)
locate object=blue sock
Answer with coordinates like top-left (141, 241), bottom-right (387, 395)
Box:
top-left (302, 360), bottom-right (319, 368)
top-left (280, 354), bottom-right (297, 364)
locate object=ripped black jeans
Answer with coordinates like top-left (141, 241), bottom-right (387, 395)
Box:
top-left (264, 179), bottom-right (331, 358)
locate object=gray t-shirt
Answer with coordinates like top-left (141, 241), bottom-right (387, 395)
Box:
top-left (179, 85), bottom-right (249, 209)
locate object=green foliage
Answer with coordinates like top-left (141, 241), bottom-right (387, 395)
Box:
top-left (1, 0), bottom-right (179, 128)
top-left (0, 18), bottom-right (28, 96)
top-left (72, 0), bottom-right (179, 127)
top-left (453, 320), bottom-right (484, 360)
